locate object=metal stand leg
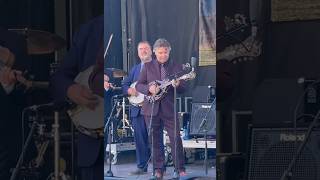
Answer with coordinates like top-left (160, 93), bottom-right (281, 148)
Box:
top-left (148, 102), bottom-right (156, 180)
top-left (71, 120), bottom-right (75, 180)
top-left (53, 111), bottom-right (60, 180)
top-left (10, 121), bottom-right (37, 180)
top-left (149, 127), bottom-right (156, 180)
top-left (105, 124), bottom-right (114, 177)
top-left (173, 84), bottom-right (179, 179)
top-left (204, 130), bottom-right (208, 175)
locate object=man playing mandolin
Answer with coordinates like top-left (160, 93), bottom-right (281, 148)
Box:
top-left (136, 38), bottom-right (187, 179)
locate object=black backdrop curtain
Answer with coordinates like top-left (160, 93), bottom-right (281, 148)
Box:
top-left (71, 0), bottom-right (103, 34)
top-left (104, 0), bottom-right (123, 69)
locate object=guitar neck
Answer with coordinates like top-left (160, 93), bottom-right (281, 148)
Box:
top-left (160, 76), bottom-right (188, 89)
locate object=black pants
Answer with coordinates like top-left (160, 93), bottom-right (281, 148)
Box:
top-left (79, 143), bottom-right (104, 180)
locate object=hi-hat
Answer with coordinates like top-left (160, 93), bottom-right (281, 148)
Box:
top-left (9, 28), bottom-right (66, 55)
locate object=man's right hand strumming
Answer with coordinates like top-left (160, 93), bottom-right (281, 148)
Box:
top-left (149, 84), bottom-right (159, 95)
top-left (67, 84), bottom-right (99, 110)
top-left (128, 87), bottom-right (138, 96)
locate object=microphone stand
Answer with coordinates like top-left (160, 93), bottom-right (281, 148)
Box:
top-left (147, 101), bottom-right (156, 180)
top-left (280, 110), bottom-right (320, 180)
top-left (104, 96), bottom-right (120, 177)
top-left (172, 75), bottom-right (180, 179)
top-left (104, 34), bottom-right (113, 60)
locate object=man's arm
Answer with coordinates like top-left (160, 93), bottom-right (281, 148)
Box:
top-left (136, 64), bottom-right (149, 95)
top-left (50, 30), bottom-right (83, 103)
top-left (121, 66), bottom-right (135, 95)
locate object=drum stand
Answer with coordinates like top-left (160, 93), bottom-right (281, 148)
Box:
top-left (10, 120), bottom-right (37, 180)
top-left (53, 111), bottom-right (61, 180)
top-left (10, 105), bottom-right (70, 180)
top-left (121, 97), bottom-right (126, 136)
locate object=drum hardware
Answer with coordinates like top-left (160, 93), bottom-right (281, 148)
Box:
top-left (121, 97), bottom-right (126, 135)
top-left (10, 118), bottom-right (37, 180)
top-left (10, 104), bottom-right (71, 180)
top-left (110, 98), bottom-right (133, 142)
top-left (105, 68), bottom-right (127, 78)
top-left (117, 114), bottom-right (132, 139)
top-left (9, 28), bottom-right (66, 55)
top-left (50, 62), bottom-right (60, 75)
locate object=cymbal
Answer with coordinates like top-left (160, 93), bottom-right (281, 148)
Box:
top-left (9, 28), bottom-right (66, 55)
top-left (106, 68), bottom-right (127, 78)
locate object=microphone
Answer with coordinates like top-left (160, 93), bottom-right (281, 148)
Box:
top-left (26, 102), bottom-right (55, 111)
top-left (191, 57), bottom-right (197, 71)
top-left (112, 94), bottom-right (128, 98)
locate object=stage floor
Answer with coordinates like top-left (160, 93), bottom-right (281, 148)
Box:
top-left (104, 151), bottom-right (216, 180)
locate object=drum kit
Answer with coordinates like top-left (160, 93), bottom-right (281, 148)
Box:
top-left (4, 28), bottom-right (72, 180)
top-left (105, 68), bottom-right (136, 142)
top-left (0, 28), bottom-right (66, 91)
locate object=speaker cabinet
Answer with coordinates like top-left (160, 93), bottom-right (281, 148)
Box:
top-left (248, 128), bottom-right (320, 180)
top-left (217, 153), bottom-right (246, 180)
top-left (189, 103), bottom-right (215, 136)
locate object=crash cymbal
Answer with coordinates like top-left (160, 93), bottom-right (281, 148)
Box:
top-left (106, 68), bottom-right (127, 78)
top-left (9, 28), bottom-right (66, 55)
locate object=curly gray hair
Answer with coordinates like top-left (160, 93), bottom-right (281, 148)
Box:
top-left (153, 38), bottom-right (171, 52)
